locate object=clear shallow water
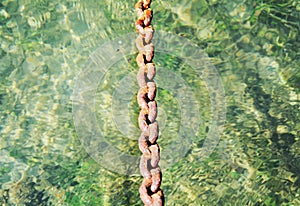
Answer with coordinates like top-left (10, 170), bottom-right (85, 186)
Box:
top-left (0, 0), bottom-right (300, 205)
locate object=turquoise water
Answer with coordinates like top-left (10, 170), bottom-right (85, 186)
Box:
top-left (1, 0), bottom-right (300, 205)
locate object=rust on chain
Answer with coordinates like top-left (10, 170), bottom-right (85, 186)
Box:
top-left (135, 0), bottom-right (164, 205)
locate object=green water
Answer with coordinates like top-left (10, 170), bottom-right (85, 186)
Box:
top-left (0, 0), bottom-right (299, 205)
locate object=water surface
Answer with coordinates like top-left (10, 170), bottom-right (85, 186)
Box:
top-left (0, 0), bottom-right (299, 205)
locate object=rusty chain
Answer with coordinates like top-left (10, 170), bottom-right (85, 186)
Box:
top-left (135, 0), bottom-right (164, 205)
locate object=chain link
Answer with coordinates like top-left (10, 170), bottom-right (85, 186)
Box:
top-left (135, 0), bottom-right (164, 205)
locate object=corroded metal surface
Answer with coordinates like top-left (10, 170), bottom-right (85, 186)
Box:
top-left (135, 0), bottom-right (164, 205)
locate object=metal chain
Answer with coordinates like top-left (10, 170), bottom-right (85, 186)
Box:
top-left (135, 0), bottom-right (164, 205)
